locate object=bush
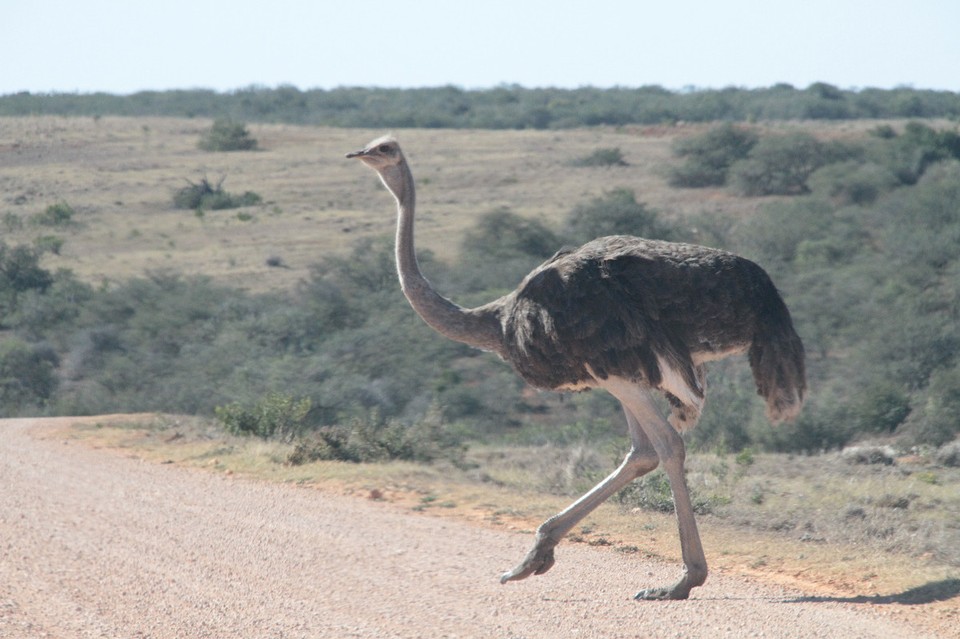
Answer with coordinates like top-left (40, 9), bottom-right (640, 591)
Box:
top-left (215, 392), bottom-right (312, 442)
top-left (0, 338), bottom-right (59, 413)
top-left (286, 408), bottom-right (465, 465)
top-left (849, 380), bottom-right (911, 434)
top-left (616, 470), bottom-right (675, 512)
top-left (565, 188), bottom-right (677, 243)
top-left (935, 440), bottom-right (960, 467)
top-left (198, 119), bottom-right (258, 151)
top-left (808, 161), bottom-right (899, 205)
top-left (456, 208), bottom-right (561, 291)
top-left (173, 176), bottom-right (262, 211)
top-left (0, 242), bottom-right (54, 323)
top-left (7, 270), bottom-right (92, 339)
top-left (462, 208), bottom-right (559, 260)
top-left (875, 121), bottom-right (960, 185)
top-left (900, 366), bottom-right (960, 447)
top-left (615, 468), bottom-right (717, 514)
top-left (570, 147), bottom-right (628, 167)
top-left (668, 124), bottom-right (758, 187)
top-left (728, 132), bottom-right (830, 195)
top-left (34, 201), bottom-right (75, 226)
top-left (841, 445), bottom-right (897, 465)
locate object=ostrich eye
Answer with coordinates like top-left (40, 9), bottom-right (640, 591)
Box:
top-left (378, 144), bottom-right (391, 153)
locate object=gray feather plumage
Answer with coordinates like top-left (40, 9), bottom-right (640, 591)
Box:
top-left (496, 235), bottom-right (806, 423)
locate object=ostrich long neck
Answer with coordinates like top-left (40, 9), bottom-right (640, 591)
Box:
top-left (381, 160), bottom-right (504, 354)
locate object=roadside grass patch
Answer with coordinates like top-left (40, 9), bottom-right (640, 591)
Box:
top-left (58, 414), bottom-right (960, 602)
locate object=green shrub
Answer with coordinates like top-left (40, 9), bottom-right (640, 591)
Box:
top-left (0, 242), bottom-right (54, 323)
top-left (936, 441), bottom-right (960, 467)
top-left (215, 392), bottom-right (311, 442)
top-left (565, 188), bottom-right (678, 243)
top-left (198, 119), bottom-right (258, 152)
top-left (571, 147), bottom-right (628, 167)
top-left (849, 380), bottom-right (911, 434)
top-left (615, 469), bottom-right (717, 515)
top-left (6, 270), bottom-right (92, 339)
top-left (870, 124), bottom-right (897, 139)
top-left (617, 470), bottom-right (675, 512)
top-left (875, 121), bottom-right (960, 185)
top-left (808, 161), bottom-right (899, 205)
top-left (0, 338), bottom-right (59, 413)
top-left (286, 408), bottom-right (465, 465)
top-left (668, 124), bottom-right (758, 187)
top-left (456, 208), bottom-right (560, 291)
top-left (173, 176), bottom-right (262, 211)
top-left (735, 448), bottom-right (756, 467)
top-left (728, 132), bottom-right (830, 195)
top-left (462, 208), bottom-right (559, 260)
top-left (901, 366), bottom-right (960, 447)
top-left (34, 201), bottom-right (75, 226)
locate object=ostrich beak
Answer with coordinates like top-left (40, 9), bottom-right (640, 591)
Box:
top-left (345, 148), bottom-right (366, 159)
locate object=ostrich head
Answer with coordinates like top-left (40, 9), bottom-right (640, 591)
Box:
top-left (345, 135), bottom-right (403, 169)
top-left (346, 136), bottom-right (410, 204)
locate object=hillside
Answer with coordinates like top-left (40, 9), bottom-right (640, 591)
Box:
top-left (2, 115), bottom-right (960, 458)
top-left (2, 115), bottom-right (790, 292)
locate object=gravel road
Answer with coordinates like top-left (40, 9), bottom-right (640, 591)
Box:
top-left (0, 417), bottom-right (947, 638)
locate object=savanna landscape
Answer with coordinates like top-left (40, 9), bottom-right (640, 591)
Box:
top-left (2, 85), bottom-right (960, 636)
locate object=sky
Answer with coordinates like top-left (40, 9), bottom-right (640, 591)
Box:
top-left (4, 0), bottom-right (959, 95)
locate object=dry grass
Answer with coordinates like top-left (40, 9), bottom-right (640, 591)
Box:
top-left (0, 115), bottom-right (902, 293)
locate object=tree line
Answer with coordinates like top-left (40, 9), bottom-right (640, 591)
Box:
top-left (2, 84), bottom-right (959, 128)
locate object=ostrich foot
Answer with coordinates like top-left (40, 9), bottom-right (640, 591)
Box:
top-left (634, 586), bottom-right (689, 601)
top-left (500, 537), bottom-right (557, 583)
top-left (634, 574), bottom-right (702, 600)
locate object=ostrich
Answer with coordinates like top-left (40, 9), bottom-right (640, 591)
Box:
top-left (346, 136), bottom-right (805, 600)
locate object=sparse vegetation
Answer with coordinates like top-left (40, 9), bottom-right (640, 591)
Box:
top-left (34, 201), bottom-right (75, 226)
top-left (215, 392), bottom-right (312, 442)
top-left (33, 235), bottom-right (65, 255)
top-left (3, 212), bottom-right (24, 232)
top-left (570, 147), bottom-right (628, 167)
top-left (173, 175), bottom-right (262, 211)
top-left (286, 408), bottom-right (465, 466)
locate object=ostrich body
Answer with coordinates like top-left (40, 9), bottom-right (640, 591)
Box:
top-left (347, 136), bottom-right (805, 600)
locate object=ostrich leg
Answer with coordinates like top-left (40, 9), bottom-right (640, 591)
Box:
top-left (604, 379), bottom-right (708, 600)
top-left (500, 409), bottom-right (659, 583)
